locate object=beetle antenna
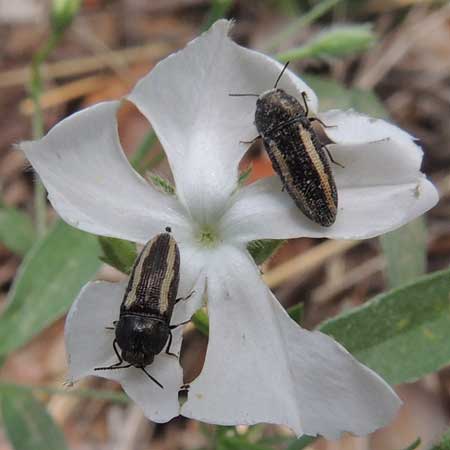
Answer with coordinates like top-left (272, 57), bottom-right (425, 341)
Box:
top-left (94, 364), bottom-right (132, 371)
top-left (141, 367), bottom-right (164, 389)
top-left (229, 93), bottom-right (259, 97)
top-left (274, 61), bottom-right (290, 89)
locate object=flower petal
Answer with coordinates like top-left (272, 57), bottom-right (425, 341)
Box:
top-left (220, 174), bottom-right (437, 241)
top-left (128, 19), bottom-right (317, 223)
top-left (21, 101), bottom-right (190, 244)
top-left (182, 245), bottom-right (401, 439)
top-left (65, 281), bottom-right (182, 422)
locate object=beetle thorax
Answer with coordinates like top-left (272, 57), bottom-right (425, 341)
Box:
top-left (255, 88), bottom-right (306, 135)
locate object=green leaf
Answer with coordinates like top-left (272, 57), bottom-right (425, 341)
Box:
top-left (98, 236), bottom-right (137, 274)
top-left (265, 0), bottom-right (342, 51)
top-left (288, 302), bottom-right (304, 325)
top-left (401, 438), bottom-right (421, 450)
top-left (219, 436), bottom-right (273, 450)
top-left (286, 435), bottom-right (316, 450)
top-left (0, 386), bottom-right (68, 450)
top-left (192, 308), bottom-right (209, 336)
top-left (380, 218), bottom-right (426, 289)
top-left (202, 0), bottom-right (233, 31)
top-left (303, 74), bottom-right (387, 117)
top-left (148, 174), bottom-right (176, 195)
top-left (0, 220), bottom-right (100, 356)
top-left (247, 239), bottom-right (285, 265)
top-left (320, 268), bottom-right (450, 385)
top-left (0, 206), bottom-right (35, 256)
top-left (431, 429), bottom-right (450, 450)
top-left (277, 24), bottom-right (376, 61)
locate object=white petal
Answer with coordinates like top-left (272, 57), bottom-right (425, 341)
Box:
top-left (128, 19), bottom-right (317, 224)
top-left (65, 281), bottom-right (182, 422)
top-left (220, 173), bottom-right (437, 241)
top-left (20, 101), bottom-right (190, 244)
top-left (182, 245), bottom-right (401, 439)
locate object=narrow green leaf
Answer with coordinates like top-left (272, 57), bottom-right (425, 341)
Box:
top-left (277, 24), bottom-right (376, 61)
top-left (0, 220), bottom-right (101, 355)
top-left (148, 174), bottom-right (176, 195)
top-left (0, 206), bottom-right (35, 255)
top-left (247, 239), bottom-right (285, 265)
top-left (431, 429), bottom-right (450, 450)
top-left (380, 218), bottom-right (426, 288)
top-left (320, 268), bottom-right (450, 385)
top-left (238, 164), bottom-right (253, 187)
top-left (98, 236), bottom-right (137, 274)
top-left (0, 382), bottom-right (129, 404)
top-left (0, 386), bottom-right (68, 450)
top-left (303, 74), bottom-right (387, 117)
top-left (401, 438), bottom-right (421, 450)
top-left (265, 0), bottom-right (342, 51)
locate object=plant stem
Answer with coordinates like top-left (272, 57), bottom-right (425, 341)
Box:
top-left (131, 130), bottom-right (157, 172)
top-left (29, 31), bottom-right (63, 237)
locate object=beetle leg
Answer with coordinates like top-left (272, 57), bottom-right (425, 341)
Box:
top-left (169, 320), bottom-right (190, 330)
top-left (165, 330), bottom-right (177, 358)
top-left (240, 135), bottom-right (261, 145)
top-left (323, 145), bottom-right (345, 168)
top-left (94, 341), bottom-right (131, 371)
top-left (301, 91), bottom-right (309, 116)
top-left (310, 117), bottom-right (337, 129)
top-left (141, 367), bottom-right (164, 389)
top-left (175, 290), bottom-right (195, 304)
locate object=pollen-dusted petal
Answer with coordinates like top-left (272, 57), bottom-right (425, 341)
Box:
top-left (128, 19), bottom-right (317, 224)
top-left (65, 281), bottom-right (183, 422)
top-left (181, 246), bottom-right (401, 439)
top-left (20, 101), bottom-right (190, 244)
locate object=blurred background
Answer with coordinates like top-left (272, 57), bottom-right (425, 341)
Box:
top-left (0, 0), bottom-right (450, 449)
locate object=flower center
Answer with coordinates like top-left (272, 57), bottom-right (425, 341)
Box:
top-left (197, 224), bottom-right (219, 248)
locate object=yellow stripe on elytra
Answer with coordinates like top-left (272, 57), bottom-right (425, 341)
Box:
top-left (299, 127), bottom-right (336, 214)
top-left (159, 238), bottom-right (177, 313)
top-left (270, 142), bottom-right (308, 206)
top-left (124, 238), bottom-right (156, 308)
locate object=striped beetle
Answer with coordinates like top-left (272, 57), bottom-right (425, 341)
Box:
top-left (231, 62), bottom-right (341, 227)
top-left (95, 227), bottom-right (190, 388)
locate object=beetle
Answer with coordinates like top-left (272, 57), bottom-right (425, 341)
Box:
top-left (230, 61), bottom-right (341, 227)
top-left (95, 227), bottom-right (189, 389)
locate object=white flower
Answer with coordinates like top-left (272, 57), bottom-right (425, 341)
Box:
top-left (21, 20), bottom-right (437, 439)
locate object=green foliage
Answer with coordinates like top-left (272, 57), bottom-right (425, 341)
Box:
top-left (149, 174), bottom-right (176, 195)
top-left (0, 386), bottom-right (68, 450)
top-left (266, 0), bottom-right (342, 51)
top-left (99, 236), bottom-right (137, 274)
top-left (247, 239), bottom-right (285, 265)
top-left (380, 218), bottom-right (426, 288)
top-left (0, 221), bottom-right (100, 356)
top-left (304, 74), bottom-right (386, 117)
top-left (320, 268), bottom-right (450, 385)
top-left (277, 24), bottom-right (376, 61)
top-left (131, 130), bottom-right (158, 173)
top-left (202, 0), bottom-right (234, 31)
top-left (192, 308), bottom-right (209, 336)
top-left (0, 205), bottom-right (35, 256)
top-left (431, 429), bottom-right (450, 450)
top-left (287, 302), bottom-right (304, 325)
top-left (286, 435), bottom-right (316, 450)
